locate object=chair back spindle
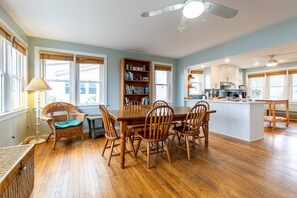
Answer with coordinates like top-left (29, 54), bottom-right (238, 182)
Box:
top-left (183, 104), bottom-right (207, 134)
top-left (99, 105), bottom-right (118, 138)
top-left (143, 106), bottom-right (174, 140)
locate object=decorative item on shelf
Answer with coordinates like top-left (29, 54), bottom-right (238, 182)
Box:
top-left (143, 77), bottom-right (149, 81)
top-left (142, 65), bottom-right (146, 71)
top-left (25, 77), bottom-right (52, 144)
top-left (188, 74), bottom-right (194, 80)
top-left (144, 86), bottom-right (149, 94)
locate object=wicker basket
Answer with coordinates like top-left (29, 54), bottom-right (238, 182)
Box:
top-left (0, 144), bottom-right (34, 198)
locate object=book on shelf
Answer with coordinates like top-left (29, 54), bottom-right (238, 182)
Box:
top-left (125, 84), bottom-right (146, 94)
top-left (144, 86), bottom-right (149, 94)
top-left (141, 96), bottom-right (150, 105)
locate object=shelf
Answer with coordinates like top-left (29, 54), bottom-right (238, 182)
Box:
top-left (125, 80), bottom-right (149, 83)
top-left (264, 116), bottom-right (287, 122)
top-left (125, 69), bottom-right (149, 73)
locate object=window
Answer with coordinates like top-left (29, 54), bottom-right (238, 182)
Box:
top-left (188, 70), bottom-right (204, 95)
top-left (267, 71), bottom-right (286, 100)
top-left (44, 59), bottom-right (71, 103)
top-left (248, 74), bottom-right (264, 99)
top-left (154, 63), bottom-right (172, 103)
top-left (77, 55), bottom-right (104, 105)
top-left (289, 70), bottom-right (297, 101)
top-left (11, 48), bottom-right (24, 109)
top-left (0, 26), bottom-right (27, 114)
top-left (40, 50), bottom-right (106, 106)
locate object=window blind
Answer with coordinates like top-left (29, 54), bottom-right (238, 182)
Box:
top-left (191, 69), bottom-right (203, 74)
top-left (12, 37), bottom-right (27, 55)
top-left (0, 25), bottom-right (12, 42)
top-left (265, 70), bottom-right (286, 76)
top-left (40, 51), bottom-right (74, 61)
top-left (155, 64), bottom-right (171, 71)
top-left (76, 55), bottom-right (104, 64)
top-left (247, 73), bottom-right (265, 78)
top-left (288, 69), bottom-right (297, 74)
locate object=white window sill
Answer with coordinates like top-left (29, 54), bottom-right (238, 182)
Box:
top-left (0, 108), bottom-right (29, 122)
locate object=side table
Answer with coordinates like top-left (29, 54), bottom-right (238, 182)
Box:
top-left (86, 115), bottom-right (105, 139)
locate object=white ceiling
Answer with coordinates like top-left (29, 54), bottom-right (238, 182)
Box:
top-left (1, 0), bottom-right (297, 59)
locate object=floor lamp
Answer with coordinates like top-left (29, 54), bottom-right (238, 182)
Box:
top-left (25, 77), bottom-right (52, 144)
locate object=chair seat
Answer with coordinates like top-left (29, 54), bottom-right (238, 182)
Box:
top-left (137, 130), bottom-right (167, 142)
top-left (172, 125), bottom-right (198, 136)
top-left (55, 120), bottom-right (82, 129)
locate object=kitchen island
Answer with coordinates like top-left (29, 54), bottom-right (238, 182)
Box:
top-left (185, 99), bottom-right (264, 142)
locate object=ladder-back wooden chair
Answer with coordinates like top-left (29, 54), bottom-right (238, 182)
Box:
top-left (41, 102), bottom-right (86, 149)
top-left (99, 105), bottom-right (136, 166)
top-left (152, 100), bottom-right (168, 107)
top-left (195, 101), bottom-right (210, 147)
top-left (170, 103), bottom-right (207, 160)
top-left (135, 105), bottom-right (174, 168)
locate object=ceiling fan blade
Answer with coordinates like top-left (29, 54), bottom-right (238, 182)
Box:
top-left (177, 17), bottom-right (189, 32)
top-left (204, 1), bottom-right (238, 19)
top-left (141, 4), bottom-right (183, 17)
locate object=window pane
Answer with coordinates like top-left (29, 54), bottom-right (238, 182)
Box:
top-left (45, 81), bottom-right (70, 103)
top-left (156, 85), bottom-right (168, 101)
top-left (11, 48), bottom-right (17, 76)
top-left (0, 75), bottom-right (3, 111)
top-left (45, 60), bottom-right (70, 80)
top-left (269, 75), bottom-right (285, 86)
top-left (190, 74), bottom-right (202, 83)
top-left (12, 78), bottom-right (21, 109)
top-left (292, 74), bottom-right (297, 85)
top-left (251, 88), bottom-right (263, 99)
top-left (79, 82), bottom-right (100, 104)
top-left (250, 77), bottom-right (263, 87)
top-left (155, 70), bottom-right (167, 84)
top-left (269, 87), bottom-right (284, 99)
top-left (79, 64), bottom-right (100, 81)
top-left (292, 87), bottom-right (297, 100)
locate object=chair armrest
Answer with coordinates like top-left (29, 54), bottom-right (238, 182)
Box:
top-left (41, 116), bottom-right (53, 122)
top-left (76, 113), bottom-right (86, 122)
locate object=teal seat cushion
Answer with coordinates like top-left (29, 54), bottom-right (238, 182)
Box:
top-left (55, 120), bottom-right (82, 129)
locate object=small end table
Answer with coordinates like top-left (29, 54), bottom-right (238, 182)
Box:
top-left (86, 115), bottom-right (105, 139)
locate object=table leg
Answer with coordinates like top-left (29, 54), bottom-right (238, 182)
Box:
top-left (120, 121), bottom-right (127, 169)
top-left (202, 113), bottom-right (209, 148)
top-left (286, 101), bottom-right (289, 127)
top-left (272, 103), bottom-right (276, 129)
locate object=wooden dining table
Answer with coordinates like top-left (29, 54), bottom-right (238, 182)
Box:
top-left (108, 106), bottom-right (216, 169)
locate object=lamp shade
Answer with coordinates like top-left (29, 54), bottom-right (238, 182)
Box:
top-left (25, 77), bottom-right (52, 91)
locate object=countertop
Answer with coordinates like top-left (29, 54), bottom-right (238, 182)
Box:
top-left (184, 99), bottom-right (264, 104)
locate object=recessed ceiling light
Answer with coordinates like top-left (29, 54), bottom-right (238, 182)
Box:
top-left (225, 58), bottom-right (230, 63)
top-left (254, 62), bottom-right (259, 66)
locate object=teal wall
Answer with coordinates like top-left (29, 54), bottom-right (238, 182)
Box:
top-left (176, 17), bottom-right (297, 105)
top-left (28, 37), bottom-right (177, 110)
top-left (0, 5), bottom-right (29, 146)
top-left (0, 5), bottom-right (27, 43)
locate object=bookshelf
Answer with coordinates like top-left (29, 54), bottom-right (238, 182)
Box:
top-left (120, 57), bottom-right (151, 109)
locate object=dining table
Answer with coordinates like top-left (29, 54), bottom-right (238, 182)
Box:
top-left (108, 106), bottom-right (216, 169)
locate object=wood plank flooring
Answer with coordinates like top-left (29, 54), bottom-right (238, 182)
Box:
top-left (30, 123), bottom-right (297, 198)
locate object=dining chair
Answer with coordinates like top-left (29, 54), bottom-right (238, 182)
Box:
top-left (170, 103), bottom-right (207, 160)
top-left (99, 105), bottom-right (136, 166)
top-left (195, 100), bottom-right (210, 147)
top-left (125, 100), bottom-right (144, 110)
top-left (135, 105), bottom-right (174, 168)
top-left (152, 100), bottom-right (169, 107)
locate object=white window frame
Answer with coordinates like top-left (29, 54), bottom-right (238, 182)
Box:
top-left (188, 72), bottom-right (204, 96)
top-left (34, 46), bottom-right (108, 107)
top-left (267, 73), bottom-right (286, 100)
top-left (152, 61), bottom-right (173, 105)
top-left (77, 59), bottom-right (105, 105)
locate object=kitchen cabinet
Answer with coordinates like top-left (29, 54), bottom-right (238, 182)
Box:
top-left (205, 65), bottom-right (239, 89)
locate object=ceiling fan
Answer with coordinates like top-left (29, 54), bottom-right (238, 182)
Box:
top-left (266, 55), bottom-right (279, 67)
top-left (141, 0), bottom-right (238, 32)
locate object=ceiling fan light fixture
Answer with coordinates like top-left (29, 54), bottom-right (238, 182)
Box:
top-left (183, 0), bottom-right (205, 19)
top-left (266, 62), bottom-right (278, 67)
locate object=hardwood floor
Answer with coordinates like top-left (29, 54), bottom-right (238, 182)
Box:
top-left (31, 123), bottom-right (297, 198)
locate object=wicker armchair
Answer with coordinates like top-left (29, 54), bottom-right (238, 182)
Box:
top-left (41, 102), bottom-right (86, 149)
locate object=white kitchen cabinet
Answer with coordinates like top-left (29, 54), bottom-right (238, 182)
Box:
top-left (206, 65), bottom-right (239, 89)
top-left (220, 64), bottom-right (239, 86)
top-left (210, 65), bottom-right (221, 89)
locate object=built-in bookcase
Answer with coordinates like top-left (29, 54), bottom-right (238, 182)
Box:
top-left (120, 57), bottom-right (151, 109)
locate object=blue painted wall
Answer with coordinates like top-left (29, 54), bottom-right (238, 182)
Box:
top-left (176, 17), bottom-right (297, 105)
top-left (28, 37), bottom-right (177, 110)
